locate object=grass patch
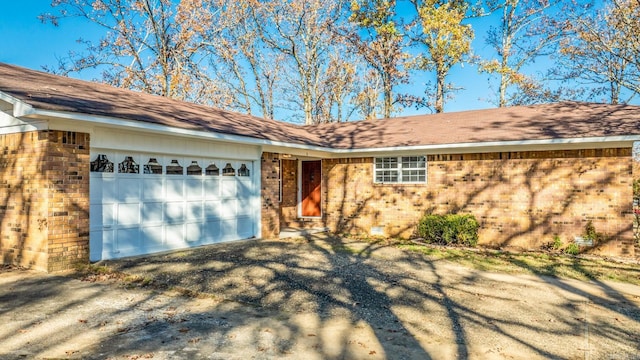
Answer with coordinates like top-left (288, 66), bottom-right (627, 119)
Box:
top-left (396, 243), bottom-right (640, 286)
top-left (74, 263), bottom-right (156, 287)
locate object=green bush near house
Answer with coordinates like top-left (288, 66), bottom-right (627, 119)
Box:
top-left (583, 220), bottom-right (603, 243)
top-left (417, 214), bottom-right (479, 246)
top-left (564, 243), bottom-right (580, 255)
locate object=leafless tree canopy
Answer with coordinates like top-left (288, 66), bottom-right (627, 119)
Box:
top-left (40, 0), bottom-right (640, 121)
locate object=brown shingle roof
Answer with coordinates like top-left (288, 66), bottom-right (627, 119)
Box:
top-left (0, 63), bottom-right (319, 146)
top-left (2, 62), bottom-right (640, 150)
top-left (309, 102), bottom-right (640, 149)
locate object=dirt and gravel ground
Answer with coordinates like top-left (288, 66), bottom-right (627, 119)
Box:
top-left (2, 234), bottom-right (640, 359)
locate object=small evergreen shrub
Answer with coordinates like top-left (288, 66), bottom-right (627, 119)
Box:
top-left (564, 243), bottom-right (580, 255)
top-left (417, 214), bottom-right (479, 246)
top-left (552, 236), bottom-right (563, 250)
top-left (583, 220), bottom-right (602, 243)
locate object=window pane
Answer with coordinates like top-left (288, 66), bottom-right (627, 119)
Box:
top-left (376, 170), bottom-right (399, 183)
top-left (375, 156), bottom-right (426, 183)
top-left (401, 156), bottom-right (426, 169)
top-left (375, 157), bottom-right (398, 169)
top-left (402, 169), bottom-right (426, 182)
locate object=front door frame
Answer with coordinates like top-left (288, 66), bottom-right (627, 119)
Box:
top-left (297, 159), bottom-right (322, 218)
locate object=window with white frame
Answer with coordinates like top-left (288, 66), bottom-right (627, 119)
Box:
top-left (374, 156), bottom-right (426, 183)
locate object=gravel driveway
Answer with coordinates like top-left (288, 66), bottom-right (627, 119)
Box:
top-left (2, 234), bottom-right (640, 359)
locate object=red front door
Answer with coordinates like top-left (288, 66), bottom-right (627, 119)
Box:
top-left (301, 160), bottom-right (322, 217)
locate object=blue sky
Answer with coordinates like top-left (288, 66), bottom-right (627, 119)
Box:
top-left (0, 1), bottom-right (615, 117)
top-left (1, 2), bottom-right (79, 70)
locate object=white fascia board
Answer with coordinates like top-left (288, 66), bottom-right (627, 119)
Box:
top-left (26, 108), bottom-right (640, 158)
top-left (0, 91), bottom-right (35, 117)
top-left (0, 109), bottom-right (47, 135)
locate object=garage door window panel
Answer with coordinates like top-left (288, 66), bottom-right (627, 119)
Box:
top-left (91, 154), bottom-right (114, 172)
top-left (222, 163), bottom-right (235, 176)
top-left (166, 159), bottom-right (184, 175)
top-left (144, 158), bottom-right (163, 174)
top-left (206, 163), bottom-right (220, 176)
top-left (119, 156), bottom-right (140, 174)
top-left (238, 163), bottom-right (250, 176)
top-left (187, 161), bottom-right (203, 175)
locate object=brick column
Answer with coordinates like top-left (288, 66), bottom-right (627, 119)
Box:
top-left (0, 130), bottom-right (90, 272)
top-left (261, 152), bottom-right (281, 239)
top-left (45, 131), bottom-right (90, 272)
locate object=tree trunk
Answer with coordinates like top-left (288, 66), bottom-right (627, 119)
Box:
top-left (383, 74), bottom-right (392, 119)
top-left (435, 68), bottom-right (445, 113)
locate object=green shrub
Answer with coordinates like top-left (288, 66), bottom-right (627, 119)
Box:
top-left (552, 236), bottom-right (563, 250)
top-left (583, 220), bottom-right (602, 243)
top-left (417, 214), bottom-right (479, 246)
top-left (565, 243), bottom-right (580, 255)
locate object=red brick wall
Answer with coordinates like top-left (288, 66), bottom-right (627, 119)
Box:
top-left (0, 130), bottom-right (90, 272)
top-left (318, 149), bottom-right (635, 257)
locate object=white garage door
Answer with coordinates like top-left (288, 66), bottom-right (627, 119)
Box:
top-left (89, 152), bottom-right (258, 261)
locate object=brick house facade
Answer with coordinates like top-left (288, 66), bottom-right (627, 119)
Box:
top-left (2, 63), bottom-right (640, 272)
top-left (319, 149), bottom-right (634, 255)
top-left (259, 149), bottom-right (637, 258)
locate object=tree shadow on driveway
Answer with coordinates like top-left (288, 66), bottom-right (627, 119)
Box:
top-left (99, 233), bottom-right (640, 359)
top-left (3, 234), bottom-right (640, 359)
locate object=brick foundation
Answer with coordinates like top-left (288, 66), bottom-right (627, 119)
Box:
top-left (278, 148), bottom-right (634, 258)
top-left (0, 130), bottom-right (90, 272)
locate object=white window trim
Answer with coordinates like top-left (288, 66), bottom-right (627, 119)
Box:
top-left (374, 156), bottom-right (427, 184)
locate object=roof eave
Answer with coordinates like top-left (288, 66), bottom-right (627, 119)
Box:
top-left (23, 107), bottom-right (640, 158)
top-left (0, 91), bottom-right (35, 117)
top-left (323, 136), bottom-right (640, 158)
